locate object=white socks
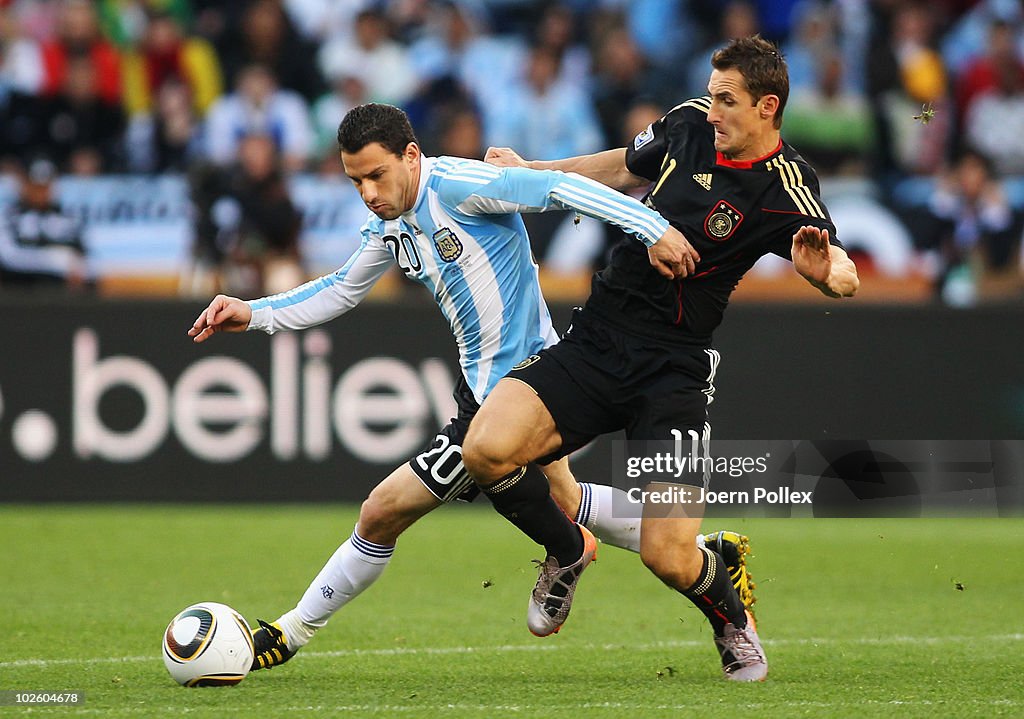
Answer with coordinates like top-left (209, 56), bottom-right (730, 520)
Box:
top-left (573, 483), bottom-right (708, 554)
top-left (574, 483), bottom-right (641, 553)
top-left (279, 529), bottom-right (393, 648)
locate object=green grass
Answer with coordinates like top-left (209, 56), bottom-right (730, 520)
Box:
top-left (1, 505), bottom-right (1022, 718)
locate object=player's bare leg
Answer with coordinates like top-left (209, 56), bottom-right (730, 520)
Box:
top-left (543, 458), bottom-right (759, 592)
top-left (543, 458), bottom-right (643, 552)
top-left (641, 507), bottom-right (766, 681)
top-left (464, 379), bottom-right (596, 636)
top-left (252, 465), bottom-right (441, 670)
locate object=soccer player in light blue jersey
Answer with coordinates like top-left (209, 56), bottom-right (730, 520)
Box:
top-left (187, 103), bottom-right (696, 667)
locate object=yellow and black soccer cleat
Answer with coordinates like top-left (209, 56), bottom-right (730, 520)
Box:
top-left (250, 619), bottom-right (297, 671)
top-left (703, 530), bottom-right (757, 616)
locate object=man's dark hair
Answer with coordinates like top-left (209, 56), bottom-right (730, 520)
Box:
top-left (711, 35), bottom-right (789, 129)
top-left (336, 103), bottom-right (418, 156)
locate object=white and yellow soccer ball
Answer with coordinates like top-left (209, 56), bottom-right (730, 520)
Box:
top-left (162, 602), bottom-right (255, 686)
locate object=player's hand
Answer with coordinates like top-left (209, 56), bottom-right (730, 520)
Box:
top-left (484, 147), bottom-right (529, 168)
top-left (649, 226), bottom-right (700, 280)
top-left (791, 225), bottom-right (832, 285)
top-left (187, 294), bottom-right (252, 343)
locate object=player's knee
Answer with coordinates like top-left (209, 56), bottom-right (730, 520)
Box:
top-left (358, 488), bottom-right (413, 545)
top-left (462, 435), bottom-right (513, 484)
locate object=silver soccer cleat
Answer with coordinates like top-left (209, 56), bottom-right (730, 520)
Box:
top-left (714, 611), bottom-right (768, 681)
top-left (526, 525), bottom-right (598, 637)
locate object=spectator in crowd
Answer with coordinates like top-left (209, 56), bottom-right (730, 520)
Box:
top-left (782, 0), bottom-right (839, 96)
top-left (955, 19), bottom-right (1024, 126)
top-left (963, 51), bottom-right (1024, 176)
top-left (782, 50), bottom-right (872, 175)
top-left (99, 0), bottom-right (193, 49)
top-left (923, 149), bottom-right (1021, 305)
top-left (590, 23), bottom-right (671, 148)
top-left (204, 63), bottom-right (313, 172)
top-left (687, 1), bottom-right (759, 96)
top-left (219, 0), bottom-right (324, 103)
top-left (0, 157), bottom-right (88, 291)
top-left (318, 8), bottom-right (418, 107)
top-left (10, 0), bottom-right (62, 43)
top-left (188, 133), bottom-right (304, 297)
top-left (282, 0), bottom-right (370, 43)
top-left (866, 1), bottom-right (951, 179)
top-left (126, 76), bottom-right (204, 173)
top-left (941, 0), bottom-right (1023, 78)
top-left (121, 9), bottom-right (223, 119)
top-left (619, 0), bottom-right (695, 68)
top-left (310, 74), bottom-right (367, 161)
top-left (189, 0), bottom-right (244, 58)
top-left (42, 55), bottom-right (127, 173)
top-left (532, 4), bottom-right (590, 91)
top-left (40, 0), bottom-right (121, 106)
top-left (428, 102), bottom-right (484, 159)
top-left (483, 44), bottom-right (603, 161)
top-left (407, 1), bottom-right (523, 114)
top-left (0, 7), bottom-right (45, 102)
top-left (385, 0), bottom-right (434, 44)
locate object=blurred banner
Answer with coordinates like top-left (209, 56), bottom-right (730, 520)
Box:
top-left (0, 300), bottom-right (1021, 514)
top-left (0, 175), bottom-right (367, 280)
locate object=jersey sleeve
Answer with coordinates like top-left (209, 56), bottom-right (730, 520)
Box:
top-left (624, 114), bottom-right (669, 182)
top-left (763, 156), bottom-right (843, 258)
top-left (443, 162), bottom-right (670, 247)
top-left (246, 222), bottom-right (394, 333)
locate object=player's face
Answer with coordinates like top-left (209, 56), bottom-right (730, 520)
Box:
top-left (341, 142), bottom-right (421, 220)
top-left (706, 68), bottom-right (776, 160)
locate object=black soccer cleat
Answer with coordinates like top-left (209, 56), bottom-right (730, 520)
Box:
top-left (250, 619), bottom-right (297, 671)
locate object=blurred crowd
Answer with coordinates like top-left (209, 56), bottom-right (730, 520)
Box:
top-left (0, 0), bottom-right (1021, 304)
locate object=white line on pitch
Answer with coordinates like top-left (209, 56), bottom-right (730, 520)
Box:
top-left (12, 699), bottom-right (1023, 715)
top-left (3, 634), bottom-right (1022, 669)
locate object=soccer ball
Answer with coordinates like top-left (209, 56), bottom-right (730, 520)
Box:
top-left (162, 602), bottom-right (255, 687)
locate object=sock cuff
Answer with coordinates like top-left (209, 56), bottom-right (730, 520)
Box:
top-left (575, 483), bottom-right (594, 526)
top-left (482, 466), bottom-right (526, 495)
top-left (350, 530), bottom-right (395, 562)
top-left (684, 547), bottom-right (716, 596)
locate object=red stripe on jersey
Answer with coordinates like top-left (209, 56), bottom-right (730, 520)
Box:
top-left (761, 208), bottom-right (806, 215)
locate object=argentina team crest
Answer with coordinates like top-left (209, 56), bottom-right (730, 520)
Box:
top-left (432, 227), bottom-right (463, 262)
top-left (704, 200), bottom-right (743, 241)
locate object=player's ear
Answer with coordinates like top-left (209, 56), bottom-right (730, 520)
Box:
top-left (404, 142), bottom-right (421, 163)
top-left (758, 95), bottom-right (779, 121)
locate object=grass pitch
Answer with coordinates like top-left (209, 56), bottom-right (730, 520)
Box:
top-left (1, 505), bottom-right (1021, 718)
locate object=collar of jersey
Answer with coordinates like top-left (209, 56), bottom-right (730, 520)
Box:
top-left (715, 139), bottom-right (783, 169)
top-left (405, 155), bottom-right (435, 218)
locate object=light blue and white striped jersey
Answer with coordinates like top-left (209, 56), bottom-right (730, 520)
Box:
top-left (248, 156), bottom-right (669, 402)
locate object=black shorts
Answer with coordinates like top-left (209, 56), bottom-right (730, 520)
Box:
top-left (509, 308), bottom-right (719, 482)
top-left (409, 375), bottom-right (480, 503)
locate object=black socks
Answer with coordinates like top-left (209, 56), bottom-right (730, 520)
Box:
top-left (682, 547), bottom-right (748, 636)
top-left (482, 465), bottom-right (584, 566)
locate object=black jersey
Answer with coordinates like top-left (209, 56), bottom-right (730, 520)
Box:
top-left (584, 96), bottom-right (841, 344)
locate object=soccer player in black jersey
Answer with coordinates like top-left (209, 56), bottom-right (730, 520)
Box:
top-left (468, 36), bottom-right (859, 681)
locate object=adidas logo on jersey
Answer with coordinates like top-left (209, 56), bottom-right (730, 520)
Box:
top-left (693, 173), bottom-right (713, 191)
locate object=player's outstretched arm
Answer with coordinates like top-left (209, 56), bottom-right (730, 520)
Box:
top-left (791, 226), bottom-right (859, 298)
top-left (485, 147), bottom-right (648, 192)
top-left (187, 294), bottom-right (253, 343)
top-left (649, 226), bottom-right (701, 280)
